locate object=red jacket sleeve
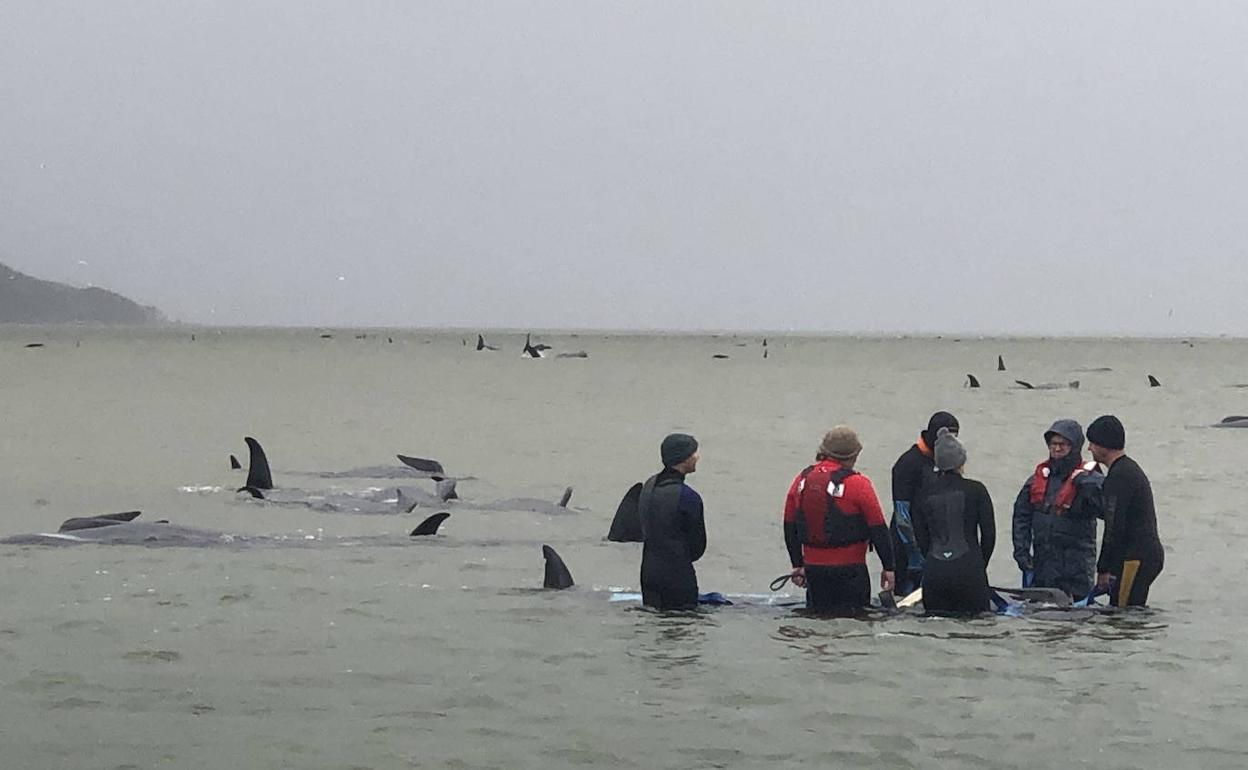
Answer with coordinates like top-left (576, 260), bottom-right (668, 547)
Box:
top-left (782, 473), bottom-right (803, 523)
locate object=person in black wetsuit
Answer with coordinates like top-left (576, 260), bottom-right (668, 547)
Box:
top-left (1087, 415), bottom-right (1165, 607)
top-left (639, 433), bottom-right (707, 610)
top-left (891, 411), bottom-right (959, 595)
top-left (913, 427), bottom-right (995, 614)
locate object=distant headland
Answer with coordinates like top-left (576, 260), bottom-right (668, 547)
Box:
top-left (0, 262), bottom-right (165, 325)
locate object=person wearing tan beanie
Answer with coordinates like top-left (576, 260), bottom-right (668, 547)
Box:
top-left (781, 426), bottom-right (895, 612)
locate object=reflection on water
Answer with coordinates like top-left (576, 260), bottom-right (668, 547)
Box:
top-left (626, 608), bottom-right (714, 671)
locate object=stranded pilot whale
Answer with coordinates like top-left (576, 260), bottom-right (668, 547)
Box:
top-left (0, 511), bottom-right (453, 547)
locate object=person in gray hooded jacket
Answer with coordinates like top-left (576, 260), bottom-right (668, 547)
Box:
top-left (1012, 419), bottom-right (1104, 599)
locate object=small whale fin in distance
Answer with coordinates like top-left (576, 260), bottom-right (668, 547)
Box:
top-left (998, 355), bottom-right (1006, 371)
top-left (1148, 374), bottom-right (1161, 387)
top-left (397, 455), bottom-right (445, 475)
top-left (542, 545), bottom-right (575, 589)
top-left (522, 333), bottom-right (542, 358)
top-left (607, 482), bottom-right (644, 542)
top-left (410, 512), bottom-right (450, 536)
top-left (1219, 415), bottom-right (1248, 426)
top-left (230, 454), bottom-right (242, 470)
top-left (558, 487), bottom-right (573, 508)
top-left (967, 374), bottom-right (980, 388)
top-left (1068, 380), bottom-right (1080, 390)
top-left (244, 437), bottom-right (274, 490)
top-left (1015, 380), bottom-right (1035, 389)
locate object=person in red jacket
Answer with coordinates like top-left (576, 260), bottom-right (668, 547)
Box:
top-left (783, 426), bottom-right (896, 613)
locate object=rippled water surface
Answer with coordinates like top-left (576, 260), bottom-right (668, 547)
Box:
top-left (1, 327), bottom-right (1244, 768)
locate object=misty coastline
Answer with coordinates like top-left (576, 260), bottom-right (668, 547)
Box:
top-left (0, 262), bottom-right (165, 325)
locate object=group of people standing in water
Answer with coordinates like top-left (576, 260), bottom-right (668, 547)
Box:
top-left (635, 412), bottom-right (1165, 614)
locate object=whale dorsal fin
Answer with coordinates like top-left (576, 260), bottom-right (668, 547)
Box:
top-left (542, 545), bottom-right (575, 589)
top-left (1148, 374), bottom-right (1161, 387)
top-left (557, 487), bottom-right (573, 508)
top-left (229, 454), bottom-right (242, 470)
top-left (397, 455), bottom-right (445, 475)
top-left (967, 374), bottom-right (980, 388)
top-left (58, 511), bottom-right (142, 532)
top-left (243, 437), bottom-right (273, 490)
top-left (410, 512), bottom-right (450, 536)
top-left (607, 482), bottom-right (644, 542)
top-left (998, 355), bottom-right (1006, 371)
top-left (1015, 380), bottom-right (1034, 389)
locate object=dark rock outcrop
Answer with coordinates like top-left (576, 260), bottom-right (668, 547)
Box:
top-left (0, 262), bottom-right (164, 324)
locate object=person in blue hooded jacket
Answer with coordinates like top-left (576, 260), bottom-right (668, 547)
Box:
top-left (1012, 419), bottom-right (1104, 599)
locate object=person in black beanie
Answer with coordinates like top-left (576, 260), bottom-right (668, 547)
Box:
top-left (638, 434), bottom-right (706, 610)
top-left (1087, 415), bottom-right (1165, 606)
top-left (890, 411), bottom-right (959, 595)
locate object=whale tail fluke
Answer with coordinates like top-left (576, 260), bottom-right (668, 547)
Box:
top-left (542, 545), bottom-right (575, 589)
top-left (410, 512), bottom-right (450, 537)
top-left (243, 437), bottom-right (274, 490)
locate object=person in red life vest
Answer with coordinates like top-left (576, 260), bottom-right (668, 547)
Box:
top-left (1011, 419), bottom-right (1104, 600)
top-left (782, 426), bottom-right (895, 613)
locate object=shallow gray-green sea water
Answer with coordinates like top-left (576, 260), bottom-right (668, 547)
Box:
top-left (1, 327), bottom-right (1244, 769)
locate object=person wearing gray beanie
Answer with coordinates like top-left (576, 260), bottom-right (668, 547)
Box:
top-left (782, 426), bottom-right (895, 613)
top-left (933, 427), bottom-right (967, 471)
top-left (637, 434), bottom-right (706, 610)
top-left (889, 411), bottom-right (960, 595)
top-left (911, 427), bottom-right (997, 614)
top-left (1088, 416), bottom-right (1165, 606)
top-left (1011, 419), bottom-right (1104, 600)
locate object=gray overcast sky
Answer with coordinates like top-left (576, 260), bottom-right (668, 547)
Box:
top-left (3, 2), bottom-right (1247, 334)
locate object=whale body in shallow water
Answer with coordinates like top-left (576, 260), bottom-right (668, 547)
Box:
top-left (1214, 416), bottom-right (1248, 428)
top-left (0, 512), bottom-right (452, 547)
